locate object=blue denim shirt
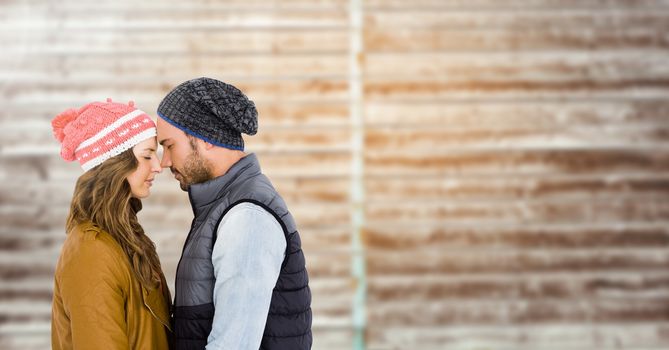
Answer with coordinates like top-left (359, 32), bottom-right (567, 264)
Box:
top-left (206, 202), bottom-right (286, 350)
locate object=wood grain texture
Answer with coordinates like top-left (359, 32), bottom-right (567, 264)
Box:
top-left (1, 0), bottom-right (669, 349)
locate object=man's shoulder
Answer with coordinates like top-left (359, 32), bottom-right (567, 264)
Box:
top-left (221, 201), bottom-right (278, 225)
top-left (216, 201), bottom-right (286, 241)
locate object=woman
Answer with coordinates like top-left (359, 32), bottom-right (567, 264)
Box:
top-left (50, 99), bottom-right (172, 349)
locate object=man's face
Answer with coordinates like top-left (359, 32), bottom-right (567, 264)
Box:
top-left (157, 117), bottom-right (213, 191)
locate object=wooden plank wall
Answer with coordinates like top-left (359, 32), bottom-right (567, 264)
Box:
top-left (1, 0), bottom-right (669, 349)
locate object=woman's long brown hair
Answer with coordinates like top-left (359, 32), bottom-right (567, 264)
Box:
top-left (66, 148), bottom-right (163, 290)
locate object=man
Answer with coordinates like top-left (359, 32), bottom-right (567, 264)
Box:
top-left (156, 77), bottom-right (312, 350)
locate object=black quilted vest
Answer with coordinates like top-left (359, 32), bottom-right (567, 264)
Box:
top-left (172, 153), bottom-right (312, 349)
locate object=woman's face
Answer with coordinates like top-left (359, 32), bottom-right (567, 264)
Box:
top-left (127, 137), bottom-right (161, 198)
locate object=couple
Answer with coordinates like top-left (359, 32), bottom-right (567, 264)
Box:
top-left (50, 78), bottom-right (312, 350)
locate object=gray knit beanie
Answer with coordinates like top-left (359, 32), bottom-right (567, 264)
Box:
top-left (157, 77), bottom-right (258, 151)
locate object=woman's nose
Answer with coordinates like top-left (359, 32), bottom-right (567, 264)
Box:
top-left (152, 157), bottom-right (162, 173)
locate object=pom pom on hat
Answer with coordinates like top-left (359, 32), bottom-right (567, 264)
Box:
top-left (52, 108), bottom-right (78, 143)
top-left (51, 108), bottom-right (80, 161)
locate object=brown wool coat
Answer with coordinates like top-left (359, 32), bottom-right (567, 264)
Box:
top-left (52, 222), bottom-right (172, 350)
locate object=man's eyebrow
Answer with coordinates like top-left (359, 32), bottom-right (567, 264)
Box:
top-left (159, 138), bottom-right (171, 146)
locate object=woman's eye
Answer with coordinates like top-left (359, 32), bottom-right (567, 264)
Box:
top-left (143, 156), bottom-right (152, 160)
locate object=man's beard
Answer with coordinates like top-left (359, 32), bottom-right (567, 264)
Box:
top-left (172, 149), bottom-right (213, 191)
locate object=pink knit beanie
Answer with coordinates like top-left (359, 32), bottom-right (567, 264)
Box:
top-left (51, 99), bottom-right (157, 171)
